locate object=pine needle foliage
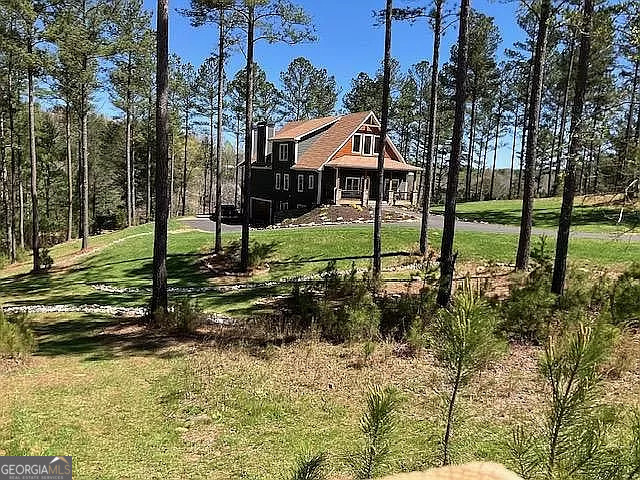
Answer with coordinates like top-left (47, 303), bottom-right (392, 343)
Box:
top-left (540, 322), bottom-right (618, 479)
top-left (288, 452), bottom-right (328, 480)
top-left (432, 279), bottom-right (506, 465)
top-left (350, 385), bottom-right (399, 480)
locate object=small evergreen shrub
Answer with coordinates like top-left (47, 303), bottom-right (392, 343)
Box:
top-left (39, 247), bottom-right (53, 271)
top-left (0, 310), bottom-right (36, 358)
top-left (151, 299), bottom-right (205, 334)
top-left (349, 386), bottom-right (399, 479)
top-left (224, 240), bottom-right (278, 270)
top-left (378, 289), bottom-right (437, 341)
top-left (610, 262), bottom-right (640, 326)
top-left (288, 452), bottom-right (328, 480)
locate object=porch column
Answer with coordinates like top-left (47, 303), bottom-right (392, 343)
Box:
top-left (334, 168), bottom-right (341, 204)
top-left (361, 174), bottom-right (369, 207)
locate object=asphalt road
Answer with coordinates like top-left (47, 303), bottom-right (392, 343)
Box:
top-left (181, 216), bottom-right (640, 242)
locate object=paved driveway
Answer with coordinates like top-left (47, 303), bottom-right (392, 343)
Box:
top-left (182, 215), bottom-right (640, 242)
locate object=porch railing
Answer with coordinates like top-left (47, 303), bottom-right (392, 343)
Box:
top-left (341, 189), bottom-right (363, 199)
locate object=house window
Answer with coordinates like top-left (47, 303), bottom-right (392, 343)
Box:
top-left (308, 174), bottom-right (314, 190)
top-left (279, 143), bottom-right (289, 161)
top-left (279, 201), bottom-right (289, 211)
top-left (352, 134), bottom-right (362, 153)
top-left (363, 135), bottom-right (373, 155)
top-left (345, 177), bottom-right (362, 192)
top-left (275, 173), bottom-right (281, 190)
top-left (374, 136), bottom-right (381, 154)
top-left (297, 174), bottom-right (304, 192)
top-left (283, 173), bottom-right (290, 190)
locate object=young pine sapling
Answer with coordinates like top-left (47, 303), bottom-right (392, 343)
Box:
top-left (432, 281), bottom-right (505, 465)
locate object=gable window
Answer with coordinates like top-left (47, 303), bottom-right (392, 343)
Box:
top-left (279, 143), bottom-right (289, 162)
top-left (363, 135), bottom-right (373, 155)
top-left (352, 134), bottom-right (362, 153)
top-left (275, 173), bottom-right (281, 190)
top-left (374, 136), bottom-right (381, 154)
top-left (297, 174), bottom-right (304, 192)
top-left (283, 173), bottom-right (290, 190)
top-left (308, 174), bottom-right (314, 190)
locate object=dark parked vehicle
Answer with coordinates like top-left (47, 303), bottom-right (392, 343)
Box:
top-left (210, 204), bottom-right (242, 224)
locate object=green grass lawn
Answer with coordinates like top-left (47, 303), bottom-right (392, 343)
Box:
top-left (2, 312), bottom-right (638, 479)
top-left (432, 196), bottom-right (640, 233)
top-left (2, 222), bottom-right (639, 315)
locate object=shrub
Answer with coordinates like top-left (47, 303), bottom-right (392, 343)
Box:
top-left (223, 240), bottom-right (278, 270)
top-left (378, 289), bottom-right (437, 342)
top-left (0, 310), bottom-right (36, 358)
top-left (39, 247), bottom-right (53, 271)
top-left (500, 270), bottom-right (556, 344)
top-left (151, 299), bottom-right (205, 334)
top-left (610, 262), bottom-right (640, 326)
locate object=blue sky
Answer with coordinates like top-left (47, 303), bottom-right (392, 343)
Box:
top-left (140, 0), bottom-right (526, 166)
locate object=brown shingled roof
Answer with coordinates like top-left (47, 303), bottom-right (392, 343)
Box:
top-left (271, 115), bottom-right (338, 140)
top-left (326, 155), bottom-right (421, 171)
top-left (294, 111), bottom-right (371, 170)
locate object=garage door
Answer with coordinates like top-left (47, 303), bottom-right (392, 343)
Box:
top-left (250, 198), bottom-right (272, 226)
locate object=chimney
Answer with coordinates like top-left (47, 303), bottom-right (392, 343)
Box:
top-left (254, 122), bottom-right (268, 165)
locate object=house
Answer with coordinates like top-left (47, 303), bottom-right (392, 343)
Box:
top-left (249, 111), bottom-right (421, 224)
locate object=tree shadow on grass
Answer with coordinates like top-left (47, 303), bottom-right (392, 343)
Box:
top-left (453, 205), bottom-right (639, 230)
top-left (32, 314), bottom-right (189, 361)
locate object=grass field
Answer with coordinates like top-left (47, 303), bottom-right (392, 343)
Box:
top-left (432, 196), bottom-right (640, 233)
top-left (2, 311), bottom-right (639, 479)
top-left (1, 222), bottom-right (640, 478)
top-left (1, 222), bottom-right (639, 314)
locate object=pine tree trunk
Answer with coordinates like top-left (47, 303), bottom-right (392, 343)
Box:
top-left (553, 38), bottom-right (575, 196)
top-left (235, 116), bottom-right (240, 207)
top-left (147, 93), bottom-right (153, 223)
top-left (479, 131), bottom-right (489, 200)
top-left (181, 111), bottom-right (189, 216)
top-left (240, 7), bottom-right (255, 272)
top-left (214, 9), bottom-right (225, 254)
top-left (125, 54), bottom-right (133, 227)
top-left (516, 0), bottom-right (552, 270)
top-left (7, 61), bottom-right (16, 262)
top-left (465, 93), bottom-right (477, 202)
top-left (169, 134), bottom-right (174, 217)
top-left (517, 63), bottom-right (534, 199)
top-left (551, 0), bottom-right (592, 294)
top-left (437, 0), bottom-right (470, 307)
top-left (28, 64), bottom-right (40, 273)
top-left (547, 103), bottom-right (560, 196)
top-left (419, 0), bottom-right (442, 255)
top-left (151, 0), bottom-right (170, 317)
top-left (489, 110), bottom-right (501, 200)
top-left (508, 104), bottom-right (518, 200)
top-left (618, 59), bottom-right (639, 191)
top-left (373, 0), bottom-right (393, 276)
top-left (81, 90), bottom-right (89, 251)
top-left (66, 104), bottom-right (73, 241)
top-left (131, 141), bottom-right (136, 224)
top-left (0, 115), bottom-right (12, 260)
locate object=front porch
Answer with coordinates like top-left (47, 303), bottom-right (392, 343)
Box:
top-left (327, 166), bottom-right (420, 207)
